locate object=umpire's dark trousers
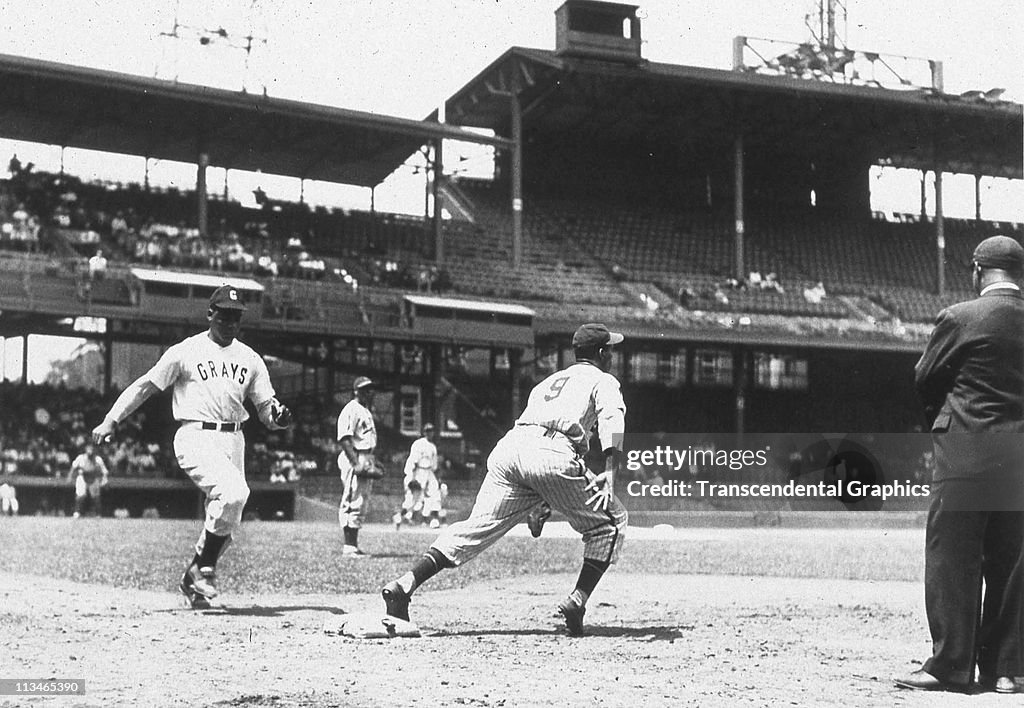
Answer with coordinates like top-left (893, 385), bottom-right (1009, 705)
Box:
top-left (923, 479), bottom-right (1024, 686)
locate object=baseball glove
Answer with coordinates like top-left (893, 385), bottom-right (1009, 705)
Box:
top-left (271, 399), bottom-right (293, 428)
top-left (406, 478), bottom-right (422, 493)
top-left (356, 458), bottom-right (386, 480)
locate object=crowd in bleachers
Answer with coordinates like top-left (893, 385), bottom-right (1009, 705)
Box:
top-left (3, 158), bottom-right (1021, 333)
top-left (0, 381), bottom-right (164, 478)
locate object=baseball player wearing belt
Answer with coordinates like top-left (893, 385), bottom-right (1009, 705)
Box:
top-left (382, 323), bottom-right (628, 635)
top-left (395, 422), bottom-right (442, 529)
top-left (69, 443), bottom-right (109, 518)
top-left (337, 376), bottom-right (378, 557)
top-left (91, 284), bottom-right (292, 609)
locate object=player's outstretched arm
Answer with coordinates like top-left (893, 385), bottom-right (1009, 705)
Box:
top-left (92, 379), bottom-right (161, 444)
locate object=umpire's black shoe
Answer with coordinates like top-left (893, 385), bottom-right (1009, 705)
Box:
top-left (179, 572), bottom-right (212, 610)
top-left (528, 503), bottom-right (551, 538)
top-left (382, 581), bottom-right (411, 621)
top-left (558, 593), bottom-right (586, 636)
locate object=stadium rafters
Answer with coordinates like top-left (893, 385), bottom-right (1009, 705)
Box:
top-left (0, 52), bottom-right (511, 188)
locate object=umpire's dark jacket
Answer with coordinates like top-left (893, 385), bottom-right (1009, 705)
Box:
top-left (915, 287), bottom-right (1024, 481)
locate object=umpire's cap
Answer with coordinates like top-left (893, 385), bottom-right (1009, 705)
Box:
top-left (572, 323), bottom-right (624, 349)
top-left (209, 284), bottom-right (247, 311)
top-left (973, 235), bottom-right (1024, 271)
top-left (353, 376), bottom-right (374, 390)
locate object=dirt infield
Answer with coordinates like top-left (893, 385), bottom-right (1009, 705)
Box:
top-left (0, 522), bottom-right (1015, 707)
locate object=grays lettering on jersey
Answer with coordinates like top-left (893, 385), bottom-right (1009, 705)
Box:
top-left (145, 332), bottom-right (275, 422)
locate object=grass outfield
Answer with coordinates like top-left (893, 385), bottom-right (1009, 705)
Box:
top-left (0, 517), bottom-right (924, 592)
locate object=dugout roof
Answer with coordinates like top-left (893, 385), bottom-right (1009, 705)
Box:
top-left (0, 53), bottom-right (509, 188)
top-left (443, 48), bottom-right (1023, 179)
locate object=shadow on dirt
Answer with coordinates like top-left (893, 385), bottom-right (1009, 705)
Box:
top-left (437, 625), bottom-right (691, 641)
top-left (204, 605), bottom-right (348, 617)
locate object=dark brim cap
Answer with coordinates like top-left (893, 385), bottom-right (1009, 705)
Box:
top-left (209, 284), bottom-right (247, 311)
top-left (572, 323), bottom-right (625, 348)
top-left (973, 235), bottom-right (1024, 271)
top-left (353, 376), bottom-right (374, 390)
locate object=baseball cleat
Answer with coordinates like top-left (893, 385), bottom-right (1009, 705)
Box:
top-left (342, 545), bottom-right (371, 558)
top-left (179, 572), bottom-right (212, 610)
top-left (381, 581), bottom-right (411, 621)
top-left (185, 564), bottom-right (219, 598)
top-left (528, 503), bottom-right (551, 538)
top-left (558, 594), bottom-right (586, 636)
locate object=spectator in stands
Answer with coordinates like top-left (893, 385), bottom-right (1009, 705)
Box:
top-left (762, 272), bottom-right (784, 294)
top-left (677, 284), bottom-right (697, 308)
top-left (803, 281), bottom-right (827, 304)
top-left (8, 154), bottom-right (21, 176)
top-left (88, 249), bottom-right (108, 280)
top-left (256, 250), bottom-right (279, 278)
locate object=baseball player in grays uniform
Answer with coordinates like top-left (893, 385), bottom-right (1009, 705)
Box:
top-left (337, 376), bottom-right (378, 556)
top-left (382, 323), bottom-right (628, 635)
top-left (92, 284), bottom-right (292, 609)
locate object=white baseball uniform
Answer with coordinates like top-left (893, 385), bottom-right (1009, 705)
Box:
top-left (336, 398), bottom-right (377, 529)
top-left (0, 482), bottom-right (17, 515)
top-left (402, 435), bottom-right (441, 517)
top-left (145, 332), bottom-right (276, 546)
top-left (70, 452), bottom-right (108, 515)
top-left (431, 361), bottom-right (628, 566)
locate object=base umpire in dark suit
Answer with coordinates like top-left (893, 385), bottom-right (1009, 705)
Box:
top-left (896, 235), bottom-right (1024, 694)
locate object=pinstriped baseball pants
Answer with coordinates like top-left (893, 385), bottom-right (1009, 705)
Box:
top-left (430, 427), bottom-right (627, 566)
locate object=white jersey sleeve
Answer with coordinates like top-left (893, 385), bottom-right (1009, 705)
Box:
top-left (246, 353), bottom-right (276, 409)
top-left (145, 342), bottom-right (186, 392)
top-left (592, 374), bottom-right (626, 451)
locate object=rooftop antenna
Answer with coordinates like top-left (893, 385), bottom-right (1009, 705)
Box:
top-left (154, 0), bottom-right (268, 93)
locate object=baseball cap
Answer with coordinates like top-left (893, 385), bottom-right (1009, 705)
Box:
top-left (353, 376), bottom-right (374, 390)
top-left (973, 235), bottom-right (1024, 271)
top-left (422, 422), bottom-right (436, 432)
top-left (209, 284), bottom-right (247, 311)
top-left (572, 323), bottom-right (624, 349)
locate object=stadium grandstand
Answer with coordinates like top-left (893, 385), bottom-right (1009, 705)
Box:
top-left (0, 0), bottom-right (1019, 518)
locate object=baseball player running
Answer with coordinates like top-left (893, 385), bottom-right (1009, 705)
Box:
top-left (381, 323), bottom-right (628, 635)
top-left (337, 376), bottom-right (379, 556)
top-left (395, 422), bottom-right (442, 529)
top-left (91, 284), bottom-right (292, 609)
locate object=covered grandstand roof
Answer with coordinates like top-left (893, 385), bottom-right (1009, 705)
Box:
top-left (0, 53), bottom-right (510, 188)
top-left (444, 47), bottom-right (1023, 179)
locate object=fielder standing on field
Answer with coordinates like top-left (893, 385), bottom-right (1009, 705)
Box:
top-left (337, 376), bottom-right (380, 557)
top-left (91, 285), bottom-right (292, 609)
top-left (395, 422), bottom-right (442, 529)
top-left (381, 323), bottom-right (628, 635)
top-left (69, 443), bottom-right (109, 518)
